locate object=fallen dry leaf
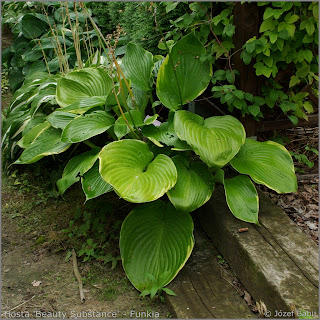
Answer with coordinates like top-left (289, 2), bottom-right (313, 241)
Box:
top-left (32, 280), bottom-right (41, 287)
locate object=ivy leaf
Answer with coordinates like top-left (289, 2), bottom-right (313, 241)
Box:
top-left (254, 62), bottom-right (272, 78)
top-left (253, 96), bottom-right (265, 106)
top-left (280, 100), bottom-right (296, 113)
top-left (233, 90), bottom-right (245, 100)
top-left (260, 18), bottom-right (278, 32)
top-left (263, 56), bottom-right (273, 68)
top-left (289, 75), bottom-right (301, 88)
top-left (276, 38), bottom-right (284, 51)
top-left (303, 50), bottom-right (313, 63)
top-left (285, 14), bottom-right (299, 24)
top-left (288, 115), bottom-right (298, 125)
top-left (245, 40), bottom-right (256, 54)
top-left (296, 63), bottom-right (310, 78)
top-left (286, 24), bottom-right (296, 38)
top-left (305, 20), bottom-right (315, 36)
top-left (269, 32), bottom-right (278, 44)
top-left (223, 24), bottom-right (236, 37)
top-left (248, 105), bottom-right (260, 117)
top-left (303, 101), bottom-right (314, 114)
top-left (240, 50), bottom-right (252, 65)
top-left (263, 7), bottom-right (274, 20)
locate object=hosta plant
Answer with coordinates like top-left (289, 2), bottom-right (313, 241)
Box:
top-left (2, 31), bottom-right (297, 297)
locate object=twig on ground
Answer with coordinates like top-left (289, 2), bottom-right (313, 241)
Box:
top-left (72, 248), bottom-right (85, 303)
top-left (9, 295), bottom-right (35, 312)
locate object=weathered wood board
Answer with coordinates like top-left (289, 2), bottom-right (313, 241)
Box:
top-left (165, 230), bottom-right (256, 319)
top-left (198, 186), bottom-right (319, 316)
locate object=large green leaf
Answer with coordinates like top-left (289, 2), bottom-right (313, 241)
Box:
top-left (47, 111), bottom-right (77, 130)
top-left (224, 175), bottom-right (259, 224)
top-left (167, 157), bottom-right (215, 212)
top-left (56, 68), bottom-right (113, 107)
top-left (230, 139), bottom-right (297, 193)
top-left (156, 33), bottom-right (212, 110)
top-left (57, 149), bottom-right (100, 194)
top-left (99, 140), bottom-right (177, 203)
top-left (122, 43), bottom-right (154, 91)
top-left (174, 110), bottom-right (246, 169)
top-left (21, 14), bottom-right (48, 39)
top-left (56, 97), bottom-right (106, 115)
top-left (120, 200), bottom-right (194, 292)
top-left (14, 127), bottom-right (71, 164)
top-left (61, 110), bottom-right (115, 143)
top-left (17, 121), bottom-right (51, 148)
top-left (82, 162), bottom-right (113, 201)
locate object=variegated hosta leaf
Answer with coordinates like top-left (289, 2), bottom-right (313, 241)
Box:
top-left (156, 33), bottom-right (212, 110)
top-left (29, 85), bottom-right (56, 116)
top-left (167, 156), bottom-right (215, 212)
top-left (122, 43), bottom-right (154, 91)
top-left (61, 110), bottom-right (115, 143)
top-left (99, 140), bottom-right (177, 203)
top-left (57, 149), bottom-right (100, 194)
top-left (14, 127), bottom-right (71, 164)
top-left (230, 139), bottom-right (297, 193)
top-left (47, 111), bottom-right (77, 130)
top-left (56, 97), bottom-right (106, 115)
top-left (17, 121), bottom-right (51, 148)
top-left (22, 113), bottom-right (47, 135)
top-left (82, 162), bottom-right (113, 201)
top-left (224, 175), bottom-right (259, 224)
top-left (56, 68), bottom-right (113, 108)
top-left (114, 110), bottom-right (157, 139)
top-left (174, 110), bottom-right (246, 169)
top-left (120, 200), bottom-right (194, 291)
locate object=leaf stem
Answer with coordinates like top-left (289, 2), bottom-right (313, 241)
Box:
top-left (83, 140), bottom-right (99, 149)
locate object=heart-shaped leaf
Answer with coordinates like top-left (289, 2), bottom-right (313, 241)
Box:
top-left (47, 111), bottom-right (77, 130)
top-left (230, 139), bottom-right (297, 193)
top-left (61, 110), bottom-right (115, 143)
top-left (57, 149), bottom-right (100, 194)
top-left (120, 200), bottom-right (194, 291)
top-left (174, 110), bottom-right (246, 169)
top-left (14, 127), bottom-right (71, 164)
top-left (82, 161), bottom-right (113, 201)
top-left (167, 156), bottom-right (215, 212)
top-left (156, 33), bottom-right (212, 110)
top-left (56, 68), bottom-right (113, 107)
top-left (122, 43), bottom-right (154, 91)
top-left (99, 140), bottom-right (177, 203)
top-left (224, 175), bottom-right (259, 224)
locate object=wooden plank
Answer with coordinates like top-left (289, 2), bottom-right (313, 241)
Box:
top-left (255, 114), bottom-right (318, 132)
top-left (198, 186), bottom-right (319, 315)
top-left (165, 230), bottom-right (256, 319)
top-left (233, 2), bottom-right (262, 137)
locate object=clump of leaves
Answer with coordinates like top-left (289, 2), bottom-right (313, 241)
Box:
top-left (64, 202), bottom-right (121, 269)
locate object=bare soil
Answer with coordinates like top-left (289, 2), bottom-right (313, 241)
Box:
top-left (1, 172), bottom-right (171, 319)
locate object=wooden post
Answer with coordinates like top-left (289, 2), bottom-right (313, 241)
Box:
top-left (233, 2), bottom-right (262, 136)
